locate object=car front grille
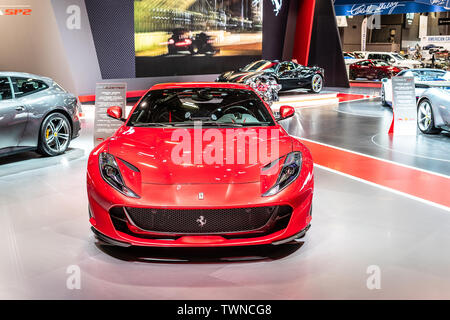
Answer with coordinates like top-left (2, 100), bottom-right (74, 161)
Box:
top-left (122, 206), bottom-right (288, 235)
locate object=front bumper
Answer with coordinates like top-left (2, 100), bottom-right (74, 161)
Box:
top-left (87, 159), bottom-right (314, 248)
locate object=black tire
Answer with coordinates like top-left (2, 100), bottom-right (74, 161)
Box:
top-left (349, 71), bottom-right (356, 80)
top-left (37, 112), bottom-right (72, 157)
top-left (377, 72), bottom-right (386, 80)
top-left (417, 99), bottom-right (441, 134)
top-left (380, 85), bottom-right (389, 107)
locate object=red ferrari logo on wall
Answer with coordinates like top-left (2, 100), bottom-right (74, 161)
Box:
top-left (0, 8), bottom-right (32, 15)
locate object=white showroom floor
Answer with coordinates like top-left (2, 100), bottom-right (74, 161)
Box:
top-left (0, 100), bottom-right (449, 299)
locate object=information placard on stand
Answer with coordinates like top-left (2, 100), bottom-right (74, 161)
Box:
top-left (93, 83), bottom-right (127, 146)
top-left (391, 77), bottom-right (417, 136)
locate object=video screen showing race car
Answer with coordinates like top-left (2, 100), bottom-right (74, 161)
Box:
top-left (134, 0), bottom-right (263, 77)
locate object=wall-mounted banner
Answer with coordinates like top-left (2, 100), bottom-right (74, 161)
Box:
top-left (361, 17), bottom-right (367, 51)
top-left (390, 77), bottom-right (417, 136)
top-left (438, 17), bottom-right (450, 25)
top-left (419, 14), bottom-right (428, 39)
top-left (420, 35), bottom-right (450, 50)
top-left (334, 1), bottom-right (450, 16)
top-left (93, 83), bottom-right (126, 146)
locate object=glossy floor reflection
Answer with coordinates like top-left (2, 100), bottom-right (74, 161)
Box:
top-left (286, 97), bottom-right (450, 176)
top-left (0, 99), bottom-right (449, 299)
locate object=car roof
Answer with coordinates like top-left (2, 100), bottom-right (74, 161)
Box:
top-left (150, 82), bottom-right (253, 90)
top-left (0, 72), bottom-right (52, 82)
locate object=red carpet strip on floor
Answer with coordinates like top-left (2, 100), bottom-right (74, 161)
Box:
top-left (349, 82), bottom-right (382, 88)
top-left (337, 93), bottom-right (372, 102)
top-left (300, 139), bottom-right (450, 209)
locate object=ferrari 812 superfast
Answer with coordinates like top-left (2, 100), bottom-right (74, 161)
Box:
top-left (87, 82), bottom-right (314, 247)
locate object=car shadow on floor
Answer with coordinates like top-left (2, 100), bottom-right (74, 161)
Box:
top-left (0, 151), bottom-right (42, 165)
top-left (0, 148), bottom-right (84, 177)
top-left (95, 242), bottom-right (304, 264)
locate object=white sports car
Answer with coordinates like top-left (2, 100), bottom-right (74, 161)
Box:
top-left (381, 69), bottom-right (450, 106)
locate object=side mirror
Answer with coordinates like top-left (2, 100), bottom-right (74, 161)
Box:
top-left (389, 58), bottom-right (395, 63)
top-left (107, 106), bottom-right (125, 122)
top-left (279, 105), bottom-right (295, 120)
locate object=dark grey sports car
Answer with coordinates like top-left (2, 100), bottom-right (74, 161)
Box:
top-left (216, 60), bottom-right (325, 93)
top-left (0, 72), bottom-right (81, 157)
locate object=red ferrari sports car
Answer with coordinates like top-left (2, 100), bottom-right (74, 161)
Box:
top-left (87, 82), bottom-right (314, 247)
top-left (349, 59), bottom-right (401, 80)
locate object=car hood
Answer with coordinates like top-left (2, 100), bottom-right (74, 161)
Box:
top-left (107, 126), bottom-right (292, 185)
top-left (220, 70), bottom-right (266, 83)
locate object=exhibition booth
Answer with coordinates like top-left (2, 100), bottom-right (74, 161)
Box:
top-left (0, 0), bottom-right (449, 303)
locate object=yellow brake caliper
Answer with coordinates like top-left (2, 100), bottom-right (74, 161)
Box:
top-left (46, 128), bottom-right (50, 139)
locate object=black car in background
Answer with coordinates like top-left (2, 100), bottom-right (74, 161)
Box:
top-left (168, 29), bottom-right (218, 56)
top-left (216, 60), bottom-right (325, 93)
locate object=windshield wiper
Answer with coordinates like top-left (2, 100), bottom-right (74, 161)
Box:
top-left (242, 122), bottom-right (272, 126)
top-left (172, 121), bottom-right (243, 127)
top-left (133, 123), bottom-right (173, 127)
top-left (202, 121), bottom-right (243, 127)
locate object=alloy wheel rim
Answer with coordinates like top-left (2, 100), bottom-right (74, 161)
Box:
top-left (312, 75), bottom-right (322, 92)
top-left (45, 116), bottom-right (70, 153)
top-left (418, 101), bottom-right (432, 131)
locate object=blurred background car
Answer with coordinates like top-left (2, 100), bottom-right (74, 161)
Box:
top-left (343, 52), bottom-right (363, 65)
top-left (167, 28), bottom-right (193, 55)
top-left (349, 59), bottom-right (401, 80)
top-left (0, 72), bottom-right (81, 157)
top-left (167, 29), bottom-right (219, 56)
top-left (217, 60), bottom-right (325, 93)
top-left (359, 51), bottom-right (422, 69)
top-left (381, 69), bottom-right (450, 106)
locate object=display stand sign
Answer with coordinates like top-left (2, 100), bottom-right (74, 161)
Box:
top-left (389, 77), bottom-right (416, 136)
top-left (93, 83), bottom-right (127, 146)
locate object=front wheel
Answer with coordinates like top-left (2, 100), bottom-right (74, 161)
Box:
top-left (37, 113), bottom-right (72, 156)
top-left (310, 74), bottom-right (323, 93)
top-left (417, 99), bottom-right (441, 134)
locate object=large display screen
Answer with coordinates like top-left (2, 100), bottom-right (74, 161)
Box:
top-left (134, 0), bottom-right (263, 77)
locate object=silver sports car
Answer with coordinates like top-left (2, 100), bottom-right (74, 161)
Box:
top-left (0, 72), bottom-right (81, 157)
top-left (417, 87), bottom-right (450, 134)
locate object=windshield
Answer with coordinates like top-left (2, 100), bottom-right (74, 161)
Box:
top-left (127, 88), bottom-right (275, 127)
top-left (399, 69), bottom-right (449, 80)
top-left (242, 60), bottom-right (276, 72)
top-left (373, 60), bottom-right (389, 66)
top-left (392, 53), bottom-right (405, 60)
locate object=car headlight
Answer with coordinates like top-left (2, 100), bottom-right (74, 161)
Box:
top-left (99, 152), bottom-right (140, 198)
top-left (262, 152), bottom-right (302, 197)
